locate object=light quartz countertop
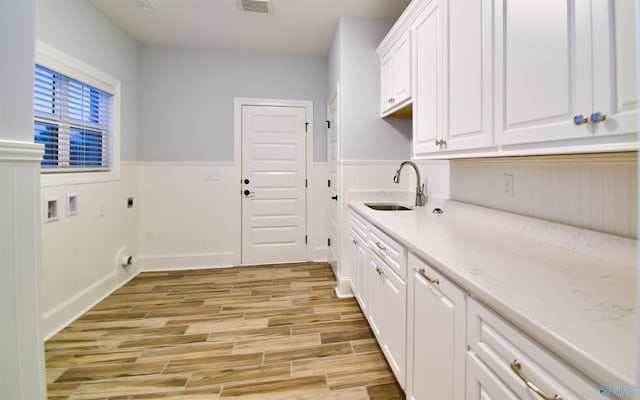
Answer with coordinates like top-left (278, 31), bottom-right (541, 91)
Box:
top-left (349, 198), bottom-right (637, 388)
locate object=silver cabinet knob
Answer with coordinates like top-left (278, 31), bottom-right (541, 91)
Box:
top-left (590, 112), bottom-right (606, 123)
top-left (573, 115), bottom-right (588, 125)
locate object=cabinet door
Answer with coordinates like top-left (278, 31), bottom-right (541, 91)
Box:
top-left (445, 0), bottom-right (493, 150)
top-left (413, 0), bottom-right (444, 154)
top-left (366, 255), bottom-right (384, 338)
top-left (410, 261), bottom-right (466, 400)
top-left (592, 0), bottom-right (638, 138)
top-left (391, 31), bottom-right (412, 108)
top-left (381, 31), bottom-right (413, 116)
top-left (349, 229), bottom-right (361, 299)
top-left (495, 0), bottom-right (593, 145)
top-left (381, 264), bottom-right (407, 388)
top-left (466, 352), bottom-right (519, 400)
top-left (350, 231), bottom-right (368, 315)
top-left (381, 51), bottom-right (394, 114)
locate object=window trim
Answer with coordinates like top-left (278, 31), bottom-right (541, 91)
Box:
top-left (36, 41), bottom-right (121, 187)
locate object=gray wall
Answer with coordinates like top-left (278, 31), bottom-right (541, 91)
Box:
top-left (328, 18), bottom-right (412, 161)
top-left (36, 0), bottom-right (141, 161)
top-left (139, 46), bottom-right (328, 162)
top-left (1, 1), bottom-right (37, 142)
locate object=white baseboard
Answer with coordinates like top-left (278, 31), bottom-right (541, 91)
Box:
top-left (43, 272), bottom-right (119, 340)
top-left (137, 251), bottom-right (238, 271)
top-left (308, 246), bottom-right (328, 262)
top-left (334, 277), bottom-right (354, 298)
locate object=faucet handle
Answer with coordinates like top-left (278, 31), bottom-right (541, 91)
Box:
top-left (415, 183), bottom-right (427, 207)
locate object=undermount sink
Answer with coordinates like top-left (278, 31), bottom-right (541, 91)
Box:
top-left (365, 203), bottom-right (412, 211)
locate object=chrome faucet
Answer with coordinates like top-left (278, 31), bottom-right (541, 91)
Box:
top-left (393, 161), bottom-right (426, 206)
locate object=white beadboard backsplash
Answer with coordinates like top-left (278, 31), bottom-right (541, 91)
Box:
top-left (450, 152), bottom-right (638, 238)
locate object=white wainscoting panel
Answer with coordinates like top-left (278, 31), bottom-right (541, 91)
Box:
top-left (450, 153), bottom-right (638, 238)
top-left (41, 163), bottom-right (140, 339)
top-left (138, 162), bottom-right (240, 269)
top-left (0, 141), bottom-right (47, 399)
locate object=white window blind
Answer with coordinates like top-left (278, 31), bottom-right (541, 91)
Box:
top-left (34, 64), bottom-right (113, 170)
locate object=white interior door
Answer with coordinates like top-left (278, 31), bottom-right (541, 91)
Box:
top-left (241, 105), bottom-right (307, 265)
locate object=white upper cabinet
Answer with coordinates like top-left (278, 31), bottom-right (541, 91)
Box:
top-left (413, 0), bottom-right (493, 155)
top-left (495, 0), bottom-right (637, 149)
top-left (592, 0), bottom-right (638, 138)
top-left (445, 0), bottom-right (493, 150)
top-left (383, 0), bottom-right (636, 158)
top-left (413, 0), bottom-right (443, 154)
top-left (380, 31), bottom-right (413, 117)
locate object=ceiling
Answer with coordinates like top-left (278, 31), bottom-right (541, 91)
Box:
top-left (88, 0), bottom-right (411, 56)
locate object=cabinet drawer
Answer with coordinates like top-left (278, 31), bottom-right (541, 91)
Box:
top-left (350, 211), bottom-right (368, 240)
top-left (368, 223), bottom-right (407, 280)
top-left (467, 298), bottom-right (603, 400)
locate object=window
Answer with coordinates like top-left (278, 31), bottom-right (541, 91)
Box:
top-left (34, 64), bottom-right (113, 171)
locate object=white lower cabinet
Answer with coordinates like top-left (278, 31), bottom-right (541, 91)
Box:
top-left (365, 253), bottom-right (384, 338)
top-left (349, 211), bottom-right (369, 315)
top-left (348, 211), bottom-right (407, 389)
top-left (350, 209), bottom-right (608, 400)
top-left (407, 253), bottom-right (466, 400)
top-left (466, 298), bottom-right (603, 400)
top-left (375, 251), bottom-right (407, 384)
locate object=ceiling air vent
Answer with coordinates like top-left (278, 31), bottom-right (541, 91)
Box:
top-left (239, 0), bottom-right (271, 14)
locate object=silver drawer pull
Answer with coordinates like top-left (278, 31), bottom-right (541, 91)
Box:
top-left (418, 268), bottom-right (439, 286)
top-left (375, 241), bottom-right (387, 251)
top-left (510, 360), bottom-right (561, 400)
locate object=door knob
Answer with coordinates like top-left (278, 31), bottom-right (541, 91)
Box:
top-left (243, 190), bottom-right (254, 196)
top-left (331, 195), bottom-right (338, 201)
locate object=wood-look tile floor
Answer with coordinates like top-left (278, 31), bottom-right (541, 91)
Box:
top-left (45, 262), bottom-right (405, 400)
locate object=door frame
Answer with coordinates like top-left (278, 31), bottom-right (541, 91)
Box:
top-left (234, 98), bottom-right (314, 264)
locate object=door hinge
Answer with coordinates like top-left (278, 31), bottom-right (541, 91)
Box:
top-left (305, 235), bottom-right (308, 244)
top-left (328, 179), bottom-right (331, 188)
top-left (305, 122), bottom-right (309, 132)
top-left (305, 179), bottom-right (308, 188)
top-left (326, 120), bottom-right (331, 129)
top-left (328, 238), bottom-right (331, 246)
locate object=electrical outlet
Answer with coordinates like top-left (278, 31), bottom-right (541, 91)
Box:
top-left (45, 198), bottom-right (59, 223)
top-left (503, 174), bottom-right (514, 196)
top-left (67, 194), bottom-right (78, 216)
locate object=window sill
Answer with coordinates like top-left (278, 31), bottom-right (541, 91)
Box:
top-left (40, 166), bottom-right (120, 187)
